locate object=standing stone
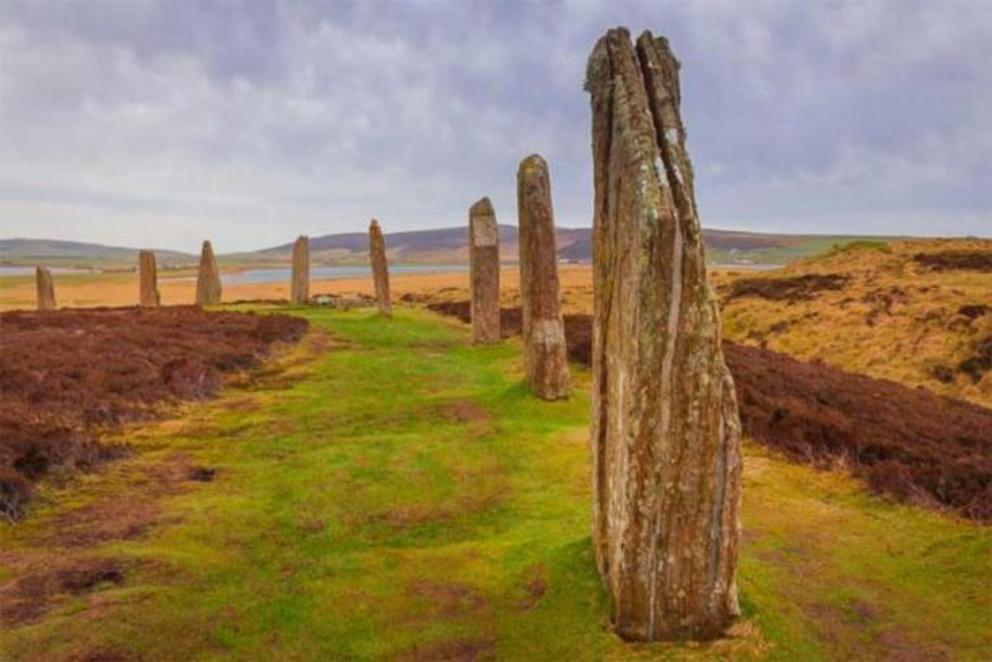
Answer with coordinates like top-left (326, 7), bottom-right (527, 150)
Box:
top-left (517, 154), bottom-right (569, 400)
top-left (195, 240), bottom-right (223, 306)
top-left (138, 250), bottom-right (160, 307)
top-left (468, 197), bottom-right (500, 344)
top-left (585, 28), bottom-right (742, 641)
top-left (35, 266), bottom-right (56, 311)
top-left (368, 219), bottom-right (392, 316)
top-left (290, 235), bottom-right (309, 304)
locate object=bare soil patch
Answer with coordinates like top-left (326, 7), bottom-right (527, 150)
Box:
top-left (400, 638), bottom-right (495, 662)
top-left (723, 273), bottom-right (849, 303)
top-left (430, 302), bottom-right (992, 521)
top-left (914, 250), bottom-right (992, 272)
top-left (957, 304), bottom-right (989, 320)
top-left (958, 334), bottom-right (992, 384)
top-left (0, 556), bottom-right (126, 625)
top-left (516, 564), bottom-right (548, 611)
top-left (0, 306), bottom-right (307, 519)
top-left (407, 580), bottom-right (488, 620)
top-left (439, 400), bottom-right (489, 423)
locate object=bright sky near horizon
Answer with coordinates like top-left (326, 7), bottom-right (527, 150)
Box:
top-left (1, 0), bottom-right (990, 252)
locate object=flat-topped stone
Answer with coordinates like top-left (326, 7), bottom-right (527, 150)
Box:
top-left (290, 236), bottom-right (309, 304)
top-left (517, 154), bottom-right (569, 400)
top-left (468, 197), bottom-right (501, 344)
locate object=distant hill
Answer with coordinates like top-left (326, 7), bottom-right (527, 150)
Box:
top-left (250, 226), bottom-right (896, 266)
top-left (0, 239), bottom-right (196, 269)
top-left (251, 225), bottom-right (597, 265)
top-left (2, 228), bottom-right (902, 270)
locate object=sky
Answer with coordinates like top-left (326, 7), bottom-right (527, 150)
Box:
top-left (1, 0), bottom-right (990, 252)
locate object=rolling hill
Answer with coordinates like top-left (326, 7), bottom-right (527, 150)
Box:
top-left (249, 225), bottom-right (898, 266)
top-left (0, 239), bottom-right (195, 269)
top-left (3, 228), bottom-right (903, 269)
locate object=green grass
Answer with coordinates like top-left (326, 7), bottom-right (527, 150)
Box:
top-left (2, 307), bottom-right (989, 660)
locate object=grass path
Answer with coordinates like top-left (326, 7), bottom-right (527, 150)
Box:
top-left (2, 307), bottom-right (989, 660)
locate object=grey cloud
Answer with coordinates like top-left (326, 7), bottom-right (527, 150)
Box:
top-left (0, 0), bottom-right (989, 252)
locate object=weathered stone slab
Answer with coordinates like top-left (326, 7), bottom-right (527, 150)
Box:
top-left (35, 266), bottom-right (56, 311)
top-left (369, 219), bottom-right (392, 316)
top-left (517, 154), bottom-right (569, 399)
top-left (469, 197), bottom-right (500, 344)
top-left (195, 240), bottom-right (222, 306)
top-left (586, 27), bottom-right (742, 641)
top-left (290, 236), bottom-right (309, 304)
top-left (138, 250), bottom-right (160, 307)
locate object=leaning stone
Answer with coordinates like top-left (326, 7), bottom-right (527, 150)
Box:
top-left (35, 266), bottom-right (56, 311)
top-left (586, 27), bottom-right (742, 642)
top-left (369, 219), bottom-right (392, 316)
top-left (138, 250), bottom-right (160, 307)
top-left (517, 154), bottom-right (569, 399)
top-left (290, 236), bottom-right (310, 304)
top-left (469, 197), bottom-right (500, 344)
top-left (195, 240), bottom-right (223, 306)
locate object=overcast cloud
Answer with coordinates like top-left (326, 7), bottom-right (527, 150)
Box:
top-left (1, 0), bottom-right (989, 252)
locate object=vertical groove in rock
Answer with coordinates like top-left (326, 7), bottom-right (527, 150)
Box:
top-left (517, 154), bottom-right (569, 400)
top-left (369, 219), bottom-right (392, 316)
top-left (35, 266), bottom-right (56, 311)
top-left (469, 197), bottom-right (501, 344)
top-left (138, 250), bottom-right (160, 308)
top-left (585, 27), bottom-right (742, 642)
top-left (195, 240), bottom-right (223, 306)
top-left (290, 236), bottom-right (310, 304)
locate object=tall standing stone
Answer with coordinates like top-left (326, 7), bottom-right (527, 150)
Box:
top-left (469, 197), bottom-right (500, 344)
top-left (368, 219), bottom-right (392, 316)
top-left (138, 250), bottom-right (160, 307)
top-left (290, 235), bottom-right (309, 304)
top-left (195, 240), bottom-right (223, 306)
top-left (35, 266), bottom-right (56, 311)
top-left (517, 154), bottom-right (569, 400)
top-left (585, 28), bottom-right (742, 641)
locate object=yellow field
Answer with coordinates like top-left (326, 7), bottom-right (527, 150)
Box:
top-left (0, 265), bottom-right (592, 312)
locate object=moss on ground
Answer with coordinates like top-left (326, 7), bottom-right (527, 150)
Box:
top-left (1, 307), bottom-right (989, 660)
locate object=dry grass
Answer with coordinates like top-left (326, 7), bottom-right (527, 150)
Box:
top-left (711, 238), bottom-right (992, 408)
top-left (405, 237), bottom-right (992, 408)
top-left (0, 266), bottom-right (594, 311)
top-left (4, 237), bottom-right (988, 411)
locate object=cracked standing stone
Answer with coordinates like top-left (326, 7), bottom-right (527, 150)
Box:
top-left (586, 27), bottom-right (743, 642)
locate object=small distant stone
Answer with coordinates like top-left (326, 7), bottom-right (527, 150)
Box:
top-left (369, 219), bottom-right (392, 316)
top-left (138, 250), bottom-right (160, 307)
top-left (195, 240), bottom-right (223, 305)
top-left (35, 266), bottom-right (56, 311)
top-left (290, 236), bottom-right (310, 304)
top-left (469, 197), bottom-right (500, 344)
